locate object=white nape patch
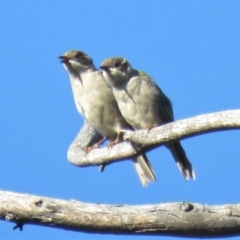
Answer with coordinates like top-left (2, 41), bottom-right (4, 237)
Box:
top-left (110, 67), bottom-right (118, 72)
top-left (109, 67), bottom-right (126, 77)
top-left (69, 60), bottom-right (92, 74)
top-left (69, 59), bottom-right (82, 68)
top-left (110, 67), bottom-right (121, 73)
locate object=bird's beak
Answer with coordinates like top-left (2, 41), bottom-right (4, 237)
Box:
top-left (58, 56), bottom-right (69, 63)
top-left (99, 66), bottom-right (109, 72)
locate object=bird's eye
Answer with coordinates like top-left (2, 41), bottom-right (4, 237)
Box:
top-left (114, 62), bottom-right (121, 68)
top-left (75, 53), bottom-right (80, 58)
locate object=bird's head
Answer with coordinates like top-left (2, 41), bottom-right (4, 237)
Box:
top-left (59, 50), bottom-right (94, 74)
top-left (100, 57), bottom-right (133, 87)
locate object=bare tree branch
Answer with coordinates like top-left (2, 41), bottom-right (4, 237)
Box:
top-left (1, 190), bottom-right (240, 237)
top-left (68, 120), bottom-right (104, 150)
top-left (2, 110), bottom-right (240, 236)
top-left (68, 109), bottom-right (240, 167)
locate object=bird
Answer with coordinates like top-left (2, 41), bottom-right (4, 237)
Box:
top-left (100, 57), bottom-right (195, 181)
top-left (59, 50), bottom-right (156, 186)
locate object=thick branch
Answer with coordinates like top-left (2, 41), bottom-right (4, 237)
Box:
top-left (68, 110), bottom-right (240, 167)
top-left (1, 190), bottom-right (240, 237)
top-left (69, 120), bottom-right (104, 150)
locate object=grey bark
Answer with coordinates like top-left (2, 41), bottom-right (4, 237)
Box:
top-left (2, 110), bottom-right (240, 237)
top-left (68, 110), bottom-right (240, 167)
top-left (1, 190), bottom-right (240, 237)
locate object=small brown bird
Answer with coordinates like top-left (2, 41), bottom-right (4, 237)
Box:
top-left (100, 57), bottom-right (195, 180)
top-left (59, 50), bottom-right (156, 186)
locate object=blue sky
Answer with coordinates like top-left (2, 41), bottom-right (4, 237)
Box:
top-left (0, 1), bottom-right (240, 239)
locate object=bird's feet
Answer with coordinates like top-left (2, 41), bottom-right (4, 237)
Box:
top-left (108, 131), bottom-right (124, 149)
top-left (145, 124), bottom-right (158, 132)
top-left (85, 138), bottom-right (107, 154)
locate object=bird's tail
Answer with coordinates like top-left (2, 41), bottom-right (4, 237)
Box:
top-left (167, 142), bottom-right (195, 180)
top-left (132, 154), bottom-right (156, 187)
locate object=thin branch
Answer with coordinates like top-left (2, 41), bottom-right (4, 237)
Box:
top-left (1, 190), bottom-right (240, 237)
top-left (68, 109), bottom-right (240, 167)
